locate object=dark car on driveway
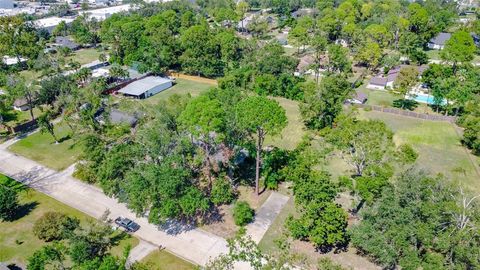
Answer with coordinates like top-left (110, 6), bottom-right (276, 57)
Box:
top-left (114, 217), bottom-right (140, 232)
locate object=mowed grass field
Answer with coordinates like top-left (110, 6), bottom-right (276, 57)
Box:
top-left (141, 250), bottom-right (195, 270)
top-left (358, 110), bottom-right (480, 191)
top-left (0, 174), bottom-right (138, 266)
top-left (8, 122), bottom-right (82, 171)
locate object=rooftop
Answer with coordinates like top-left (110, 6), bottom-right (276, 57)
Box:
top-left (429, 32), bottom-right (451, 46)
top-left (118, 76), bottom-right (172, 96)
top-left (34, 16), bottom-right (75, 28)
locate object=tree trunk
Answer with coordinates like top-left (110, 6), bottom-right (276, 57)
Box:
top-left (255, 129), bottom-right (264, 196)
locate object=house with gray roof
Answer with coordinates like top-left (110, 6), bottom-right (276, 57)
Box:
top-left (367, 65), bottom-right (427, 90)
top-left (54, 36), bottom-right (80, 50)
top-left (117, 76), bottom-right (173, 99)
top-left (428, 32), bottom-right (451, 50)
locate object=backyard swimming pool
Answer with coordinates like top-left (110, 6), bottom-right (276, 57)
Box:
top-left (407, 94), bottom-right (446, 105)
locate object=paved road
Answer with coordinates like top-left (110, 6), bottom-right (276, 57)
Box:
top-left (0, 139), bottom-right (289, 269)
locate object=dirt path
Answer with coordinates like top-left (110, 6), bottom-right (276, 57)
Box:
top-left (169, 72), bottom-right (218, 85)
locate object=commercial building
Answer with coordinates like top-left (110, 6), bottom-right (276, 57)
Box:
top-left (34, 16), bottom-right (75, 33)
top-left (79, 4), bottom-right (131, 21)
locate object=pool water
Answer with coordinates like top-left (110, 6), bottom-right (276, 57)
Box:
top-left (408, 94), bottom-right (446, 105)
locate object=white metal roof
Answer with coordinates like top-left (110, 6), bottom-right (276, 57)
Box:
top-left (79, 4), bottom-right (131, 21)
top-left (34, 16), bottom-right (75, 28)
top-left (118, 76), bottom-right (172, 96)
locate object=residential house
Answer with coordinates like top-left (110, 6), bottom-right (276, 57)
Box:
top-left (367, 65), bottom-right (427, 90)
top-left (53, 36), bottom-right (80, 51)
top-left (13, 98), bottom-right (30, 111)
top-left (427, 32), bottom-right (452, 50)
top-left (117, 76), bottom-right (173, 99)
top-left (348, 91), bottom-right (368, 104)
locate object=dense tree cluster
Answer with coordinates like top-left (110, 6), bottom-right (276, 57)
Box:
top-left (75, 89), bottom-right (286, 224)
top-left (351, 169), bottom-right (480, 269)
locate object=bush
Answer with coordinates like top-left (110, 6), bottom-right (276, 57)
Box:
top-left (233, 201), bottom-right (254, 226)
top-left (0, 185), bottom-right (18, 221)
top-left (33, 212), bottom-right (79, 241)
top-left (211, 177), bottom-right (235, 205)
top-left (398, 144), bottom-right (418, 163)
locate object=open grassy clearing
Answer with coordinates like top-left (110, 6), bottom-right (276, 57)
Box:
top-left (0, 174), bottom-right (137, 266)
top-left (8, 122), bottom-right (82, 171)
top-left (141, 249), bottom-right (195, 270)
top-left (265, 97), bottom-right (306, 150)
top-left (66, 48), bottom-right (103, 65)
top-left (358, 110), bottom-right (480, 191)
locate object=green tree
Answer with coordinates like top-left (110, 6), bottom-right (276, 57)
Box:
top-left (33, 212), bottom-right (80, 241)
top-left (326, 116), bottom-right (394, 176)
top-left (27, 243), bottom-right (67, 270)
top-left (300, 75), bottom-right (352, 130)
top-left (0, 16), bottom-right (40, 62)
top-left (326, 44), bottom-right (351, 74)
top-left (393, 66), bottom-right (419, 107)
top-left (6, 77), bottom-right (37, 121)
top-left (355, 42), bottom-right (382, 71)
top-left (235, 96), bottom-right (287, 195)
top-left (288, 25), bottom-right (309, 54)
top-left (37, 111), bottom-right (58, 144)
top-left (0, 184), bottom-right (18, 221)
top-left (440, 30), bottom-right (476, 71)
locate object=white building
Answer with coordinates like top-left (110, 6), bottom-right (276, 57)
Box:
top-left (79, 4), bottom-right (131, 21)
top-left (118, 76), bottom-right (173, 99)
top-left (2, 56), bottom-right (27, 66)
top-left (34, 16), bottom-right (75, 32)
top-left (0, 0), bottom-right (14, 9)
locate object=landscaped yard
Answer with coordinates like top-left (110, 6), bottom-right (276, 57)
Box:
top-left (141, 250), bottom-right (195, 270)
top-left (358, 110), bottom-right (480, 191)
top-left (8, 122), bottom-right (82, 171)
top-left (0, 174), bottom-right (137, 267)
top-left (2, 107), bottom-right (43, 127)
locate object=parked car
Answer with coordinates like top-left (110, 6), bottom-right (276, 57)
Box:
top-left (114, 217), bottom-right (140, 232)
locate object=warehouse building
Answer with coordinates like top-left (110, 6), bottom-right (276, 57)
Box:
top-left (117, 76), bottom-right (173, 99)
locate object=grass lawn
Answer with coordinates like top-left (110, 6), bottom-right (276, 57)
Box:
top-left (67, 48), bottom-right (103, 65)
top-left (141, 250), bottom-right (195, 270)
top-left (358, 110), bottom-right (480, 191)
top-left (265, 97), bottom-right (306, 150)
top-left (425, 49), bottom-right (441, 60)
top-left (8, 122), bottom-right (82, 171)
top-left (0, 174), bottom-right (138, 266)
top-left (359, 87), bottom-right (398, 107)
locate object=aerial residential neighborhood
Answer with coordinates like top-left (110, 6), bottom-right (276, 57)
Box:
top-left (0, 0), bottom-right (480, 269)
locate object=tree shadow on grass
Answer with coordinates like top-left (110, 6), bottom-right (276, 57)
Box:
top-left (7, 264), bottom-right (23, 270)
top-left (110, 231), bottom-right (130, 246)
top-left (57, 135), bottom-right (71, 144)
top-left (393, 99), bottom-right (419, 111)
top-left (7, 201), bottom-right (38, 222)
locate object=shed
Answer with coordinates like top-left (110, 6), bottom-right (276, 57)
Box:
top-left (348, 91), bottom-right (368, 104)
top-left (118, 76), bottom-right (173, 99)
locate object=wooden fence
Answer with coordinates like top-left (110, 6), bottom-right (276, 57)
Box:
top-left (353, 104), bottom-right (457, 123)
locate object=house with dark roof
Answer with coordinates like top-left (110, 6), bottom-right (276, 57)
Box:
top-left (428, 32), bottom-right (451, 50)
top-left (347, 91), bottom-right (368, 104)
top-left (54, 36), bottom-right (80, 51)
top-left (367, 65), bottom-right (427, 90)
top-left (13, 98), bottom-right (30, 111)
